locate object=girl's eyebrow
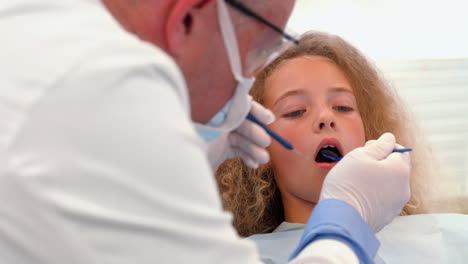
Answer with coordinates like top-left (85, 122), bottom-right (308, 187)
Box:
top-left (273, 89), bottom-right (307, 107)
top-left (328, 87), bottom-right (354, 95)
top-left (273, 87), bottom-right (354, 107)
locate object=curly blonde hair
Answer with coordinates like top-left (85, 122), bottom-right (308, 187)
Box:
top-left (216, 31), bottom-right (432, 237)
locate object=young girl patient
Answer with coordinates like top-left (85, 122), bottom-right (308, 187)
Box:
top-left (216, 32), bottom-right (467, 263)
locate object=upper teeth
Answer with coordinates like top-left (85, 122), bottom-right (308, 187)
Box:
top-left (322, 145), bottom-right (336, 149)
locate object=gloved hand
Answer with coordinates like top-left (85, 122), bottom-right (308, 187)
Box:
top-left (319, 133), bottom-right (411, 232)
top-left (206, 100), bottom-right (275, 170)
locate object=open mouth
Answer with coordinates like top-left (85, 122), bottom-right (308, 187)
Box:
top-left (315, 145), bottom-right (342, 163)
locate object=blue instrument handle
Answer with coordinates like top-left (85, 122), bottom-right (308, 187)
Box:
top-left (246, 113), bottom-right (294, 150)
top-left (392, 148), bottom-right (413, 153)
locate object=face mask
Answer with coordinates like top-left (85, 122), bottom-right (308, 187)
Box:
top-left (195, 78), bottom-right (254, 141)
top-left (195, 0), bottom-right (254, 142)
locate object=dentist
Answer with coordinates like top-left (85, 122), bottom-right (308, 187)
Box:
top-left (0, 0), bottom-right (410, 263)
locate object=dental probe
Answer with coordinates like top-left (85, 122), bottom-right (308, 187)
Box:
top-left (246, 113), bottom-right (310, 160)
top-left (247, 113), bottom-right (412, 162)
top-left (320, 148), bottom-right (413, 162)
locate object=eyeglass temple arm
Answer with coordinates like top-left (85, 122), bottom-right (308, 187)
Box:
top-left (224, 0), bottom-right (300, 45)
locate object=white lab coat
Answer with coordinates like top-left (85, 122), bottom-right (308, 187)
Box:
top-left (0, 0), bottom-right (358, 263)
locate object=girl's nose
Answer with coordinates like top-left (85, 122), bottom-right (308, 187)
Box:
top-left (314, 108), bottom-right (336, 132)
top-left (319, 120), bottom-right (335, 130)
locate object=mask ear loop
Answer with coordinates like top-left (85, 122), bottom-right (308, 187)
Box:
top-left (216, 0), bottom-right (243, 81)
top-left (196, 0), bottom-right (251, 133)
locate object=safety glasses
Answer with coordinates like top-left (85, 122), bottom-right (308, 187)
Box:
top-left (224, 0), bottom-right (300, 76)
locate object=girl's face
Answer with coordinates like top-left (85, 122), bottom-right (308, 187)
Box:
top-left (263, 56), bottom-right (366, 220)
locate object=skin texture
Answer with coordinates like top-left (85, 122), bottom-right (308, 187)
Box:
top-left (102, 0), bottom-right (296, 123)
top-left (263, 56), bottom-right (366, 223)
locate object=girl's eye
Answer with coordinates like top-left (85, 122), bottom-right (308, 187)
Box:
top-left (283, 109), bottom-right (306, 118)
top-left (333, 106), bottom-right (354, 112)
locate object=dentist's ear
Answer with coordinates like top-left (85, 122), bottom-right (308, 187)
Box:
top-left (165, 0), bottom-right (213, 57)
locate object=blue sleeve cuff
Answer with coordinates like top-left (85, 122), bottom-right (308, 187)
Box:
top-left (288, 199), bottom-right (379, 264)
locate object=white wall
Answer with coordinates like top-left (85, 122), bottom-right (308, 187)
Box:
top-left (287, 0), bottom-right (468, 60)
top-left (377, 59), bottom-right (468, 198)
